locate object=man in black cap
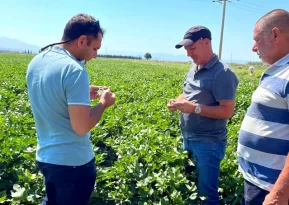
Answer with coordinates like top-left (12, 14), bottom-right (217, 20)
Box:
top-left (167, 25), bottom-right (239, 204)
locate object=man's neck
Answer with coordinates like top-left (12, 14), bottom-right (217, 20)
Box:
top-left (275, 50), bottom-right (289, 63)
top-left (60, 43), bottom-right (81, 61)
top-left (271, 39), bottom-right (289, 64)
top-left (199, 52), bottom-right (215, 67)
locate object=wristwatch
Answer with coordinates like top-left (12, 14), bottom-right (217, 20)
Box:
top-left (195, 104), bottom-right (201, 114)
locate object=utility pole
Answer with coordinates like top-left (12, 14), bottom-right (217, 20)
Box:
top-left (213, 0), bottom-right (228, 60)
top-left (219, 0), bottom-right (227, 60)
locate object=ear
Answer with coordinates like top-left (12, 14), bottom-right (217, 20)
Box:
top-left (77, 35), bottom-right (88, 47)
top-left (272, 27), bottom-right (281, 43)
top-left (204, 38), bottom-right (210, 47)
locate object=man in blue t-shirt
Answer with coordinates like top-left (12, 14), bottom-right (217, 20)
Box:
top-left (26, 13), bottom-right (115, 205)
top-left (167, 26), bottom-right (239, 205)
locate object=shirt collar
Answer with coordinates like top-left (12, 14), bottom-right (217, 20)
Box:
top-left (195, 54), bottom-right (219, 72)
top-left (50, 45), bottom-right (85, 66)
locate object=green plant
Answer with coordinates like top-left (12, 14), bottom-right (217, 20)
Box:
top-left (0, 54), bottom-right (262, 204)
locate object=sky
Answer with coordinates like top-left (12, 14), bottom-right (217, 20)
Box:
top-left (1, 0), bottom-right (288, 63)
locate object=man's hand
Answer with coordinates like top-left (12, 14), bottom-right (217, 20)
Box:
top-left (167, 99), bottom-right (177, 111)
top-left (99, 90), bottom-right (116, 109)
top-left (68, 88), bottom-right (115, 136)
top-left (167, 94), bottom-right (186, 112)
top-left (263, 193), bottom-right (288, 205)
top-left (90, 85), bottom-right (109, 100)
top-left (174, 100), bottom-right (196, 114)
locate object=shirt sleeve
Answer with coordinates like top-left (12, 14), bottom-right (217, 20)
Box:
top-left (212, 68), bottom-right (239, 101)
top-left (63, 65), bottom-right (91, 106)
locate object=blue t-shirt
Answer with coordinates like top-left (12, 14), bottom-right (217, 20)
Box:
top-left (26, 45), bottom-right (94, 166)
top-left (181, 55), bottom-right (239, 142)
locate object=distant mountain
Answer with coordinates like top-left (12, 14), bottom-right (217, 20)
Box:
top-left (99, 50), bottom-right (191, 63)
top-left (0, 36), bottom-right (249, 64)
top-left (148, 52), bottom-right (249, 64)
top-left (99, 50), bottom-right (248, 64)
top-left (151, 53), bottom-right (191, 62)
top-left (0, 36), bottom-right (41, 53)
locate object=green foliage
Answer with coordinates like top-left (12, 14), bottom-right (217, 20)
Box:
top-left (0, 53), bottom-right (264, 204)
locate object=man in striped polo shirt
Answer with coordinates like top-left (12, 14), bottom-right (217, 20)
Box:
top-left (237, 9), bottom-right (289, 205)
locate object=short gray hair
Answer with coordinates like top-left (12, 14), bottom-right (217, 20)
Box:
top-left (257, 9), bottom-right (289, 35)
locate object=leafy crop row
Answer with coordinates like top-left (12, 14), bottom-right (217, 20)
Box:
top-left (0, 54), bottom-right (265, 204)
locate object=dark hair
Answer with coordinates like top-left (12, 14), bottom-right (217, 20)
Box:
top-left (40, 13), bottom-right (104, 52)
top-left (257, 9), bottom-right (289, 35)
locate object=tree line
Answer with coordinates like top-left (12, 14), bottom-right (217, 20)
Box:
top-left (1, 49), bottom-right (153, 61)
top-left (0, 49), bottom-right (33, 54)
top-left (98, 54), bottom-right (142, 60)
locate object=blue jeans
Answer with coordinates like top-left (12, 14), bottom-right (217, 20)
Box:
top-left (183, 137), bottom-right (226, 205)
top-left (242, 180), bottom-right (289, 205)
top-left (37, 158), bottom-right (96, 205)
top-left (242, 180), bottom-right (269, 205)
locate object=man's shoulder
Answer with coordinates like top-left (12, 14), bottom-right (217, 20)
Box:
top-left (210, 61), bottom-right (239, 89)
top-left (214, 60), bottom-right (234, 72)
top-left (210, 60), bottom-right (234, 76)
top-left (29, 51), bottom-right (85, 73)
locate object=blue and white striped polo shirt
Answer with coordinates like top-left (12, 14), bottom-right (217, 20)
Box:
top-left (237, 53), bottom-right (289, 191)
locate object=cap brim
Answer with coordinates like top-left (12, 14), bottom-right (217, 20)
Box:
top-left (175, 39), bottom-right (194, 49)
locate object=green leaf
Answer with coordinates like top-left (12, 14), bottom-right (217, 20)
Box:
top-left (0, 191), bottom-right (7, 202)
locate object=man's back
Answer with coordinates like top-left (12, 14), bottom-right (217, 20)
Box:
top-left (26, 46), bottom-right (94, 166)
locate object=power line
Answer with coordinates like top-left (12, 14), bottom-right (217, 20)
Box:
top-left (234, 1), bottom-right (268, 13)
top-left (230, 1), bottom-right (265, 14)
top-left (212, 0), bottom-right (271, 60)
top-left (192, 0), bottom-right (222, 8)
top-left (238, 0), bottom-right (274, 10)
top-left (192, 0), bottom-right (212, 2)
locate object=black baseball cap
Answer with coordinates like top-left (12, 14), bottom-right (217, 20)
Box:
top-left (175, 25), bottom-right (212, 49)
